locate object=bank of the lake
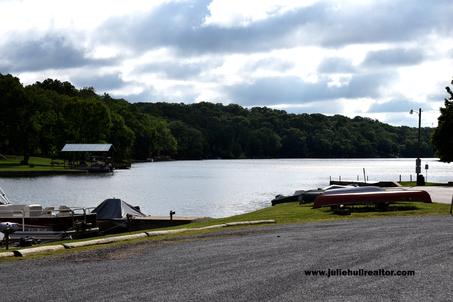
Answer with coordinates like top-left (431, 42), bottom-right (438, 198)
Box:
top-left (1, 158), bottom-right (453, 218)
top-left (1, 201), bottom-right (450, 258)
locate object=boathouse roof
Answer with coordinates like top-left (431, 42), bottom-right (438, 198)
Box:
top-left (61, 144), bottom-right (113, 152)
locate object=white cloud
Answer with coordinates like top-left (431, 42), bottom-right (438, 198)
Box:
top-left (1, 0), bottom-right (452, 126)
top-left (204, 0), bottom-right (316, 27)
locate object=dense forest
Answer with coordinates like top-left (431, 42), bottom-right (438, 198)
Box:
top-left (0, 73), bottom-right (434, 163)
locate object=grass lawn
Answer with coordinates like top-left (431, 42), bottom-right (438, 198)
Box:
top-left (186, 201), bottom-right (451, 227)
top-left (0, 155), bottom-right (67, 172)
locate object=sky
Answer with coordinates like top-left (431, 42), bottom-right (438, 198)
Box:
top-left (1, 0), bottom-right (453, 127)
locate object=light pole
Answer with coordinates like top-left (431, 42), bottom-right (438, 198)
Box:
top-left (409, 108), bottom-right (424, 185)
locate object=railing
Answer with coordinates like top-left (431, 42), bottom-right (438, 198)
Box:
top-left (5, 206), bottom-right (96, 232)
top-left (0, 186), bottom-right (11, 205)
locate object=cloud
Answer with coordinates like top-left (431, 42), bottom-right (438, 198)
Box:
top-left (1, 0), bottom-right (452, 127)
top-left (112, 84), bottom-right (198, 103)
top-left (362, 48), bottom-right (425, 67)
top-left (135, 60), bottom-right (221, 79)
top-left (0, 34), bottom-right (113, 72)
top-left (71, 72), bottom-right (126, 91)
top-left (318, 57), bottom-right (355, 73)
top-left (314, 0), bottom-right (453, 47)
top-left (226, 72), bottom-right (393, 106)
top-left (271, 100), bottom-right (343, 114)
top-left (243, 58), bottom-right (293, 72)
top-left (97, 0), bottom-right (323, 54)
top-left (368, 99), bottom-right (426, 113)
top-left (97, 0), bottom-right (453, 55)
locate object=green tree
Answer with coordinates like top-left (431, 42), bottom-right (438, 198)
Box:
top-left (169, 121), bottom-right (205, 159)
top-left (0, 74), bottom-right (40, 164)
top-left (432, 80), bottom-right (453, 162)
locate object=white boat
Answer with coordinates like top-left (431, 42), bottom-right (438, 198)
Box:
top-left (0, 186), bottom-right (98, 241)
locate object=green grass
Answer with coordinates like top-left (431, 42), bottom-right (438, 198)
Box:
top-left (0, 155), bottom-right (67, 172)
top-left (1, 201), bottom-right (450, 258)
top-left (185, 201), bottom-right (451, 227)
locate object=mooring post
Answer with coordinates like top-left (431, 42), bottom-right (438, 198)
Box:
top-left (450, 195), bottom-right (453, 216)
top-left (5, 233), bottom-right (9, 250)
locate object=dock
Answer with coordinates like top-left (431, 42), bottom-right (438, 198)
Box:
top-left (329, 180), bottom-right (400, 187)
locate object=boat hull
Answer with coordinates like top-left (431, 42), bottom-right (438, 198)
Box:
top-left (0, 214), bottom-right (97, 232)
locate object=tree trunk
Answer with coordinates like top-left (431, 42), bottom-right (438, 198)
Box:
top-left (20, 153), bottom-right (30, 165)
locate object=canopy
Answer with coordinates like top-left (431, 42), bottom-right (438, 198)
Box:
top-left (61, 144), bottom-right (113, 152)
top-left (92, 198), bottom-right (146, 219)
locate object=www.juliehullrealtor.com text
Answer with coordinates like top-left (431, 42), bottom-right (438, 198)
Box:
top-left (305, 268), bottom-right (415, 278)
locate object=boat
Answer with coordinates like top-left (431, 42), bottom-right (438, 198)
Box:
top-left (271, 193), bottom-right (303, 206)
top-left (299, 185), bottom-right (385, 204)
top-left (271, 185), bottom-right (350, 206)
top-left (322, 186), bottom-right (385, 195)
top-left (0, 187), bottom-right (98, 241)
top-left (313, 189), bottom-right (432, 208)
top-left (92, 198), bottom-right (199, 234)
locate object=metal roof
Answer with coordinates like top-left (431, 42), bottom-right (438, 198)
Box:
top-left (61, 144), bottom-right (113, 152)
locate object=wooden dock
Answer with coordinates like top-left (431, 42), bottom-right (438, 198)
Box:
top-left (329, 180), bottom-right (400, 187)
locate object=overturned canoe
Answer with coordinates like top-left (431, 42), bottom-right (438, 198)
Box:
top-left (299, 185), bottom-right (382, 204)
top-left (313, 190), bottom-right (432, 208)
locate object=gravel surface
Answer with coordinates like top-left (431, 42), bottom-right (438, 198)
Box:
top-left (2, 216), bottom-right (453, 301)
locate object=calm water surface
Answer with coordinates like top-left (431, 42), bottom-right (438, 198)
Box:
top-left (1, 158), bottom-right (452, 217)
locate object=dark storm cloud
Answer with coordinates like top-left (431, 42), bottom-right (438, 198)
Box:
top-left (0, 34), bottom-right (113, 72)
top-left (368, 99), bottom-right (426, 113)
top-left (226, 72), bottom-right (393, 106)
top-left (318, 57), bottom-right (355, 73)
top-left (98, 0), bottom-right (453, 54)
top-left (362, 48), bottom-right (425, 67)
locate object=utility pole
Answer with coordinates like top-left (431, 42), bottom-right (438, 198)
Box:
top-left (410, 108), bottom-right (424, 185)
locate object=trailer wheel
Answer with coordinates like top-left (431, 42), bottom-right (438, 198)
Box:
top-left (375, 202), bottom-right (389, 211)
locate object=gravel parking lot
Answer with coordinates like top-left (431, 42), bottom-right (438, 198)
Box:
top-left (1, 216), bottom-right (453, 301)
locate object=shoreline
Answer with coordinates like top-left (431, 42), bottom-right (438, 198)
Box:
top-left (0, 170), bottom-right (88, 177)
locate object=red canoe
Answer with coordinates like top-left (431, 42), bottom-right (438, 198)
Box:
top-left (313, 190), bottom-right (432, 208)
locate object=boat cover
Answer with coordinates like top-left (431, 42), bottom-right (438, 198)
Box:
top-left (92, 198), bottom-right (146, 219)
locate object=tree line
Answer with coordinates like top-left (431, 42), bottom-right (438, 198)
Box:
top-left (0, 73), bottom-right (435, 163)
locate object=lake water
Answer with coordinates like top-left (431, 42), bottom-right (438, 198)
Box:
top-left (1, 158), bottom-right (452, 218)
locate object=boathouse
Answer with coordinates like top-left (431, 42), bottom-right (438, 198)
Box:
top-left (61, 144), bottom-right (114, 172)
